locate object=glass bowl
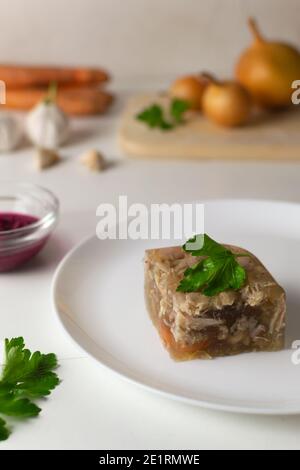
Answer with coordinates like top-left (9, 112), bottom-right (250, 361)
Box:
top-left (0, 182), bottom-right (59, 271)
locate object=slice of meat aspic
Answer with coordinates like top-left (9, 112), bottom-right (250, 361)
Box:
top-left (144, 244), bottom-right (286, 360)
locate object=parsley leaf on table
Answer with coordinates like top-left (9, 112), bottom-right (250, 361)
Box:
top-left (136, 99), bottom-right (189, 131)
top-left (177, 234), bottom-right (248, 297)
top-left (0, 417), bottom-right (9, 441)
top-left (0, 337), bottom-right (60, 441)
top-left (0, 386), bottom-right (40, 417)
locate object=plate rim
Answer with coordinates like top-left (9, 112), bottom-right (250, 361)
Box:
top-left (52, 198), bottom-right (300, 416)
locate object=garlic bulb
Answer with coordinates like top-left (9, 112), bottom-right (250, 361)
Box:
top-left (0, 113), bottom-right (23, 152)
top-left (26, 86), bottom-right (69, 150)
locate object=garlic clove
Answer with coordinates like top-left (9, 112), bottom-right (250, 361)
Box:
top-left (80, 149), bottom-right (106, 172)
top-left (34, 147), bottom-right (61, 170)
top-left (0, 113), bottom-right (23, 152)
top-left (26, 101), bottom-right (70, 150)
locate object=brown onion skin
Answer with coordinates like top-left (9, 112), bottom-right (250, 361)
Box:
top-left (202, 81), bottom-right (252, 127)
top-left (169, 75), bottom-right (208, 110)
top-left (236, 18), bottom-right (300, 109)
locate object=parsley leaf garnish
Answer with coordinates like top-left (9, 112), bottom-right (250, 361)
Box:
top-left (136, 99), bottom-right (189, 131)
top-left (170, 98), bottom-right (190, 123)
top-left (0, 337), bottom-right (60, 441)
top-left (177, 234), bottom-right (248, 296)
top-left (137, 104), bottom-right (173, 130)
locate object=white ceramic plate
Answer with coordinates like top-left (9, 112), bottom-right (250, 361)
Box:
top-left (52, 200), bottom-right (300, 415)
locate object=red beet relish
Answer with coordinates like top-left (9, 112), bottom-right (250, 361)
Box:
top-left (0, 212), bottom-right (47, 272)
top-left (0, 212), bottom-right (39, 232)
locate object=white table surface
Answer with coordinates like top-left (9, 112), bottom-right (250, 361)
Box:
top-left (1, 90), bottom-right (300, 450)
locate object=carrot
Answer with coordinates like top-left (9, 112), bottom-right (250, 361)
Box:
top-left (0, 64), bottom-right (110, 89)
top-left (4, 85), bottom-right (113, 116)
top-left (159, 321), bottom-right (209, 357)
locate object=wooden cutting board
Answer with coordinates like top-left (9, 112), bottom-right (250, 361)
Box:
top-left (119, 93), bottom-right (300, 160)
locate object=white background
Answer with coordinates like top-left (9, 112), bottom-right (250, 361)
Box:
top-left (0, 0), bottom-right (299, 80)
top-left (0, 102), bottom-right (300, 450)
top-left (0, 0), bottom-right (300, 450)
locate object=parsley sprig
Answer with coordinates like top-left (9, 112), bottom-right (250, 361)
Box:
top-left (170, 99), bottom-right (190, 124)
top-left (0, 337), bottom-right (60, 441)
top-left (136, 98), bottom-right (190, 131)
top-left (177, 234), bottom-right (248, 297)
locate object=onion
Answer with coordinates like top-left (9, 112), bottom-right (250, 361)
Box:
top-left (169, 75), bottom-right (208, 110)
top-left (202, 78), bottom-right (252, 127)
